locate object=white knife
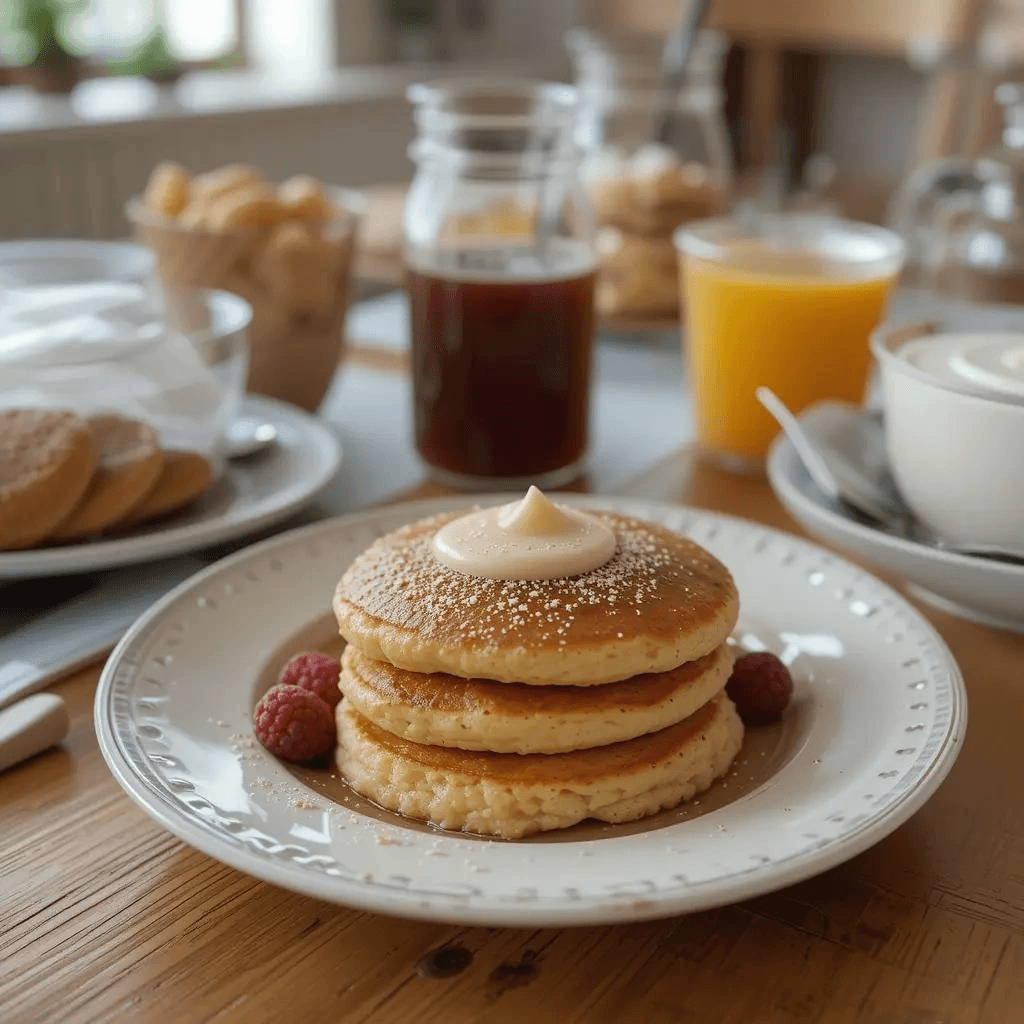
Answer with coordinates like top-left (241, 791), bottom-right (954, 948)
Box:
top-left (0, 694), bottom-right (70, 773)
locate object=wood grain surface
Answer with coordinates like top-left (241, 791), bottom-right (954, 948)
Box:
top-left (3, 452), bottom-right (1023, 1024)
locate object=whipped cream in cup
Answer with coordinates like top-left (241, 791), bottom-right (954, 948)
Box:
top-left (896, 331), bottom-right (1024, 404)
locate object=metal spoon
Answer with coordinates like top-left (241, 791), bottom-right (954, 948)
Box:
top-left (651, 0), bottom-right (714, 146)
top-left (225, 416), bottom-right (277, 460)
top-left (756, 387), bottom-right (908, 523)
top-left (757, 386), bottom-right (1024, 565)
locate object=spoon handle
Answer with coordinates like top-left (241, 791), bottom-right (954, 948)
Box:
top-left (756, 387), bottom-right (842, 501)
top-left (651, 0), bottom-right (714, 145)
top-left (757, 386), bottom-right (918, 533)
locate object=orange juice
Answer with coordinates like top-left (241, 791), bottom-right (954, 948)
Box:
top-left (680, 246), bottom-right (899, 466)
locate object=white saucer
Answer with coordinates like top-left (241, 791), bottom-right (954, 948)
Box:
top-left (0, 395), bottom-right (341, 579)
top-left (96, 495), bottom-right (965, 926)
top-left (767, 401), bottom-right (1024, 634)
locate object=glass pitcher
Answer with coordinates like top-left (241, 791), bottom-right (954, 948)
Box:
top-left (565, 28), bottom-right (732, 320)
top-left (566, 27), bottom-right (733, 180)
top-left (889, 83), bottom-right (1024, 302)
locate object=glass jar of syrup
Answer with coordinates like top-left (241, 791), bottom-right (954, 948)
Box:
top-left (405, 79), bottom-right (597, 489)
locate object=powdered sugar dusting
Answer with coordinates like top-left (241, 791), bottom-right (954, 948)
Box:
top-left (336, 510), bottom-right (735, 651)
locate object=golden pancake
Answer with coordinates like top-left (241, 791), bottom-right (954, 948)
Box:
top-left (341, 642), bottom-right (734, 753)
top-left (333, 510), bottom-right (738, 686)
top-left (0, 409), bottom-right (96, 550)
top-left (118, 450), bottom-right (213, 527)
top-left (49, 415), bottom-right (164, 541)
top-left (336, 692), bottom-right (743, 839)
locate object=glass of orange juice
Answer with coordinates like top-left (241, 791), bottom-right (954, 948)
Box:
top-left (674, 214), bottom-right (905, 472)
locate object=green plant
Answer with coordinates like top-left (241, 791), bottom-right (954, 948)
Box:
top-left (108, 27), bottom-right (178, 79)
top-left (15, 0), bottom-right (86, 66)
top-left (386, 0), bottom-right (437, 30)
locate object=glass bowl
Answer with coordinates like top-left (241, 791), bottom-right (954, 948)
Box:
top-left (0, 239), bottom-right (155, 288)
top-left (0, 280), bottom-right (251, 473)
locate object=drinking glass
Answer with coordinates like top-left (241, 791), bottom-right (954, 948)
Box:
top-left (675, 213), bottom-right (905, 472)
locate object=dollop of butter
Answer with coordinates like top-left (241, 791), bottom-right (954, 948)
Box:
top-left (432, 486), bottom-right (617, 580)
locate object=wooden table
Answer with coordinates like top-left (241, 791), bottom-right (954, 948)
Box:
top-left (4, 451), bottom-right (1023, 1024)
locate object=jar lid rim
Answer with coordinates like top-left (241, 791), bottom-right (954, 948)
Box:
top-left (408, 78), bottom-right (580, 132)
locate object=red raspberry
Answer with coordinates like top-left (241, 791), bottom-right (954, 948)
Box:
top-left (726, 651), bottom-right (793, 725)
top-left (278, 651), bottom-right (342, 709)
top-left (253, 684), bottom-right (336, 763)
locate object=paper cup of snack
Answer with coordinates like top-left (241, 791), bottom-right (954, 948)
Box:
top-left (595, 228), bottom-right (681, 320)
top-left (128, 162), bottom-right (362, 412)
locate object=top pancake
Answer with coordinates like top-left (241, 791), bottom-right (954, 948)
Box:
top-left (334, 510), bottom-right (738, 685)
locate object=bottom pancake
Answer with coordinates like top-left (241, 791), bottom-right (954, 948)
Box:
top-left (336, 692), bottom-right (743, 839)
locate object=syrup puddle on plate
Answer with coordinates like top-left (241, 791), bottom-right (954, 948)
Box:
top-left (252, 613), bottom-right (807, 844)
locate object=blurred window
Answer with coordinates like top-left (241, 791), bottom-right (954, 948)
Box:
top-left (165, 0), bottom-right (239, 62)
top-left (73, 0), bottom-right (239, 62)
top-left (247, 0), bottom-right (334, 75)
top-left (1, 0), bottom-right (241, 69)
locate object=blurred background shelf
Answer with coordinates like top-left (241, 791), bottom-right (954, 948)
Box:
top-left (3, 0), bottom-right (1024, 242)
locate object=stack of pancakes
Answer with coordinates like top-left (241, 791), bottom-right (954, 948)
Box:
top-left (332, 509), bottom-right (744, 839)
top-left (0, 408), bottom-right (213, 551)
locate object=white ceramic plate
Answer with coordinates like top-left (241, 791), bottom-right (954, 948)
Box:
top-left (767, 401), bottom-right (1024, 634)
top-left (0, 395), bottom-right (341, 580)
top-left (95, 495), bottom-right (966, 926)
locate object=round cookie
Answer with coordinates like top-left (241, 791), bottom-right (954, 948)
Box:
top-left (117, 450), bottom-right (213, 527)
top-left (0, 409), bottom-right (96, 550)
top-left (333, 511), bottom-right (739, 686)
top-left (49, 415), bottom-right (164, 541)
top-left (341, 642), bottom-right (734, 754)
top-left (336, 692), bottom-right (744, 839)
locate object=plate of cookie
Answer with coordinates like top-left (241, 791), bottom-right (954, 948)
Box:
top-left (0, 394), bottom-right (341, 579)
top-left (95, 492), bottom-right (966, 926)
